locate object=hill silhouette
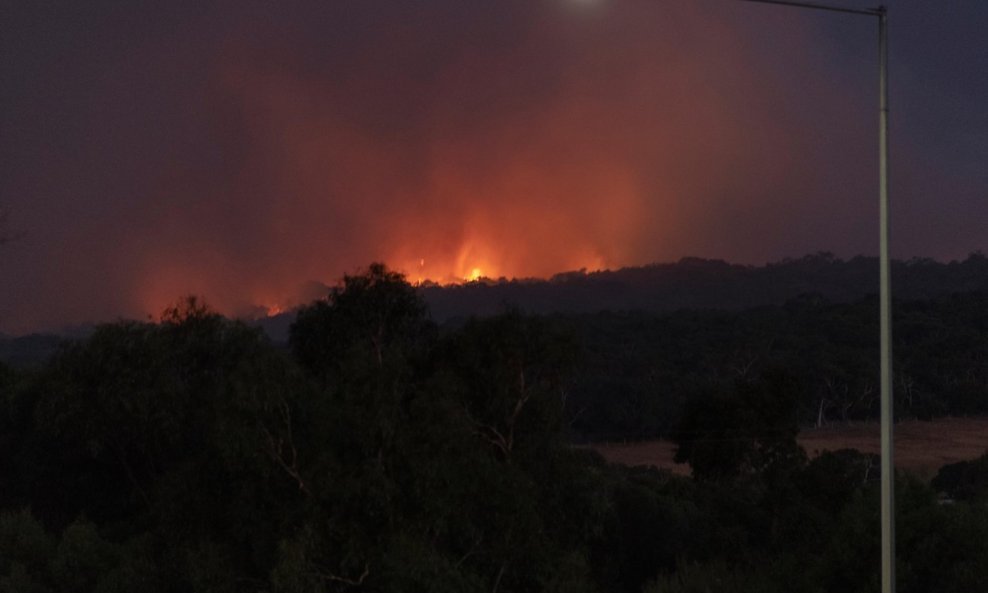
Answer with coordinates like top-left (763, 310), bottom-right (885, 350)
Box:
top-left (419, 252), bottom-right (988, 322)
top-left (4, 252), bottom-right (988, 359)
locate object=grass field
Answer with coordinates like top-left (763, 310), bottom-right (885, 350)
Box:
top-left (591, 416), bottom-right (988, 481)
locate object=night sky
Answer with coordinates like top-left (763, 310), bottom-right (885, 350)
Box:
top-left (2, 0), bottom-right (986, 333)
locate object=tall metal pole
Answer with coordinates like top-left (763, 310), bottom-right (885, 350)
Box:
top-left (877, 8), bottom-right (894, 593)
top-left (739, 2), bottom-right (893, 592)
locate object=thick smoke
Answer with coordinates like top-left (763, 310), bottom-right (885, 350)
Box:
top-left (1, 0), bottom-right (883, 332)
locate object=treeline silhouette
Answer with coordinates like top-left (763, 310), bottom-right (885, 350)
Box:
top-left (422, 251), bottom-right (988, 321)
top-left (563, 290), bottom-right (988, 441)
top-left (3, 264), bottom-right (988, 591)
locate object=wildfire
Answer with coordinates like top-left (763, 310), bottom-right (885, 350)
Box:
top-left (390, 233), bottom-right (611, 289)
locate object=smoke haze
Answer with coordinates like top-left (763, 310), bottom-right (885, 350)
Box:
top-left (2, 0), bottom-right (986, 333)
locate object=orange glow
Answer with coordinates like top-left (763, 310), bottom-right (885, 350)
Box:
top-left (390, 230), bottom-right (612, 287)
top-left (91, 1), bottom-right (826, 330)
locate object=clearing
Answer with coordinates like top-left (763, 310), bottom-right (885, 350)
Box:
top-left (591, 416), bottom-right (988, 481)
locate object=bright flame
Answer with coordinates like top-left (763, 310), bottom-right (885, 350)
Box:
top-left (392, 237), bottom-right (611, 287)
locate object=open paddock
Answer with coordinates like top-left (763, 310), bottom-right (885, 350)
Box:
top-left (591, 416), bottom-right (988, 481)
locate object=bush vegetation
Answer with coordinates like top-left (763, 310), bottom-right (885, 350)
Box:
top-left (2, 264), bottom-right (988, 592)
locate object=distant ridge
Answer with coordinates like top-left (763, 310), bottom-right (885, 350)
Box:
top-left (420, 252), bottom-right (988, 321)
top-left (248, 252), bottom-right (988, 341)
top-left (5, 252), bottom-right (988, 360)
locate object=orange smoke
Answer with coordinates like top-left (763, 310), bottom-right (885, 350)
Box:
top-left (118, 2), bottom-right (856, 324)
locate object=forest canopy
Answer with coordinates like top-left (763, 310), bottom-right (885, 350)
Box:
top-left (2, 264), bottom-right (988, 592)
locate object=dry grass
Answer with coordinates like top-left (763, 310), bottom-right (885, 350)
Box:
top-left (590, 416), bottom-right (988, 481)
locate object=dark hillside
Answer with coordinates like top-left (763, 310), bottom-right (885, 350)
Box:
top-left (422, 253), bottom-right (988, 321)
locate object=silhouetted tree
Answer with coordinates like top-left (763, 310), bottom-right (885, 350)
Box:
top-left (290, 263), bottom-right (432, 378)
top-left (440, 310), bottom-right (578, 463)
top-left (932, 451), bottom-right (988, 501)
top-left (673, 370), bottom-right (806, 481)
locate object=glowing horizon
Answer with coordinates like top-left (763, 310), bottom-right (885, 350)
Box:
top-left (4, 2), bottom-right (985, 334)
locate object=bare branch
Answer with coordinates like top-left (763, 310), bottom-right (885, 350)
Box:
top-left (261, 400), bottom-right (311, 495)
top-left (114, 446), bottom-right (152, 509)
top-left (454, 536), bottom-right (483, 569)
top-left (318, 564), bottom-right (370, 587)
top-left (463, 406), bottom-right (512, 458)
top-left (492, 561), bottom-right (507, 593)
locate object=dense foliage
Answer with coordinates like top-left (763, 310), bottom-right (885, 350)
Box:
top-left (564, 291), bottom-right (988, 441)
top-left (2, 265), bottom-right (988, 592)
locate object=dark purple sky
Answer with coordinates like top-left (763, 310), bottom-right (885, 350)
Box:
top-left (2, 0), bottom-right (986, 333)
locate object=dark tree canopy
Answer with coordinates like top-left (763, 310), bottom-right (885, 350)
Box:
top-left (289, 263), bottom-right (432, 378)
top-left (3, 265), bottom-right (988, 593)
top-left (672, 370), bottom-right (806, 482)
